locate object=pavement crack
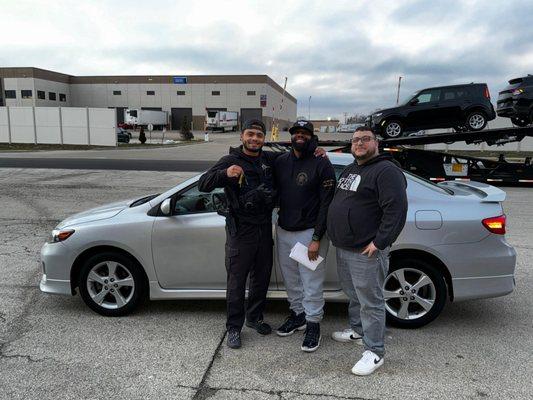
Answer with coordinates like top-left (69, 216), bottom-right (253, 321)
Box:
top-left (192, 330), bottom-right (227, 400)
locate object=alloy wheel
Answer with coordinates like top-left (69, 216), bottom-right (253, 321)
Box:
top-left (383, 268), bottom-right (436, 320)
top-left (385, 122), bottom-right (402, 137)
top-left (468, 114), bottom-right (485, 130)
top-left (86, 261), bottom-right (135, 310)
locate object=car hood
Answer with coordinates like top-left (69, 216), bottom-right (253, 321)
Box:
top-left (372, 106), bottom-right (401, 116)
top-left (57, 200), bottom-right (131, 229)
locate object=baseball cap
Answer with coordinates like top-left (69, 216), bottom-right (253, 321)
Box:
top-left (242, 119), bottom-right (266, 134)
top-left (289, 120), bottom-right (314, 135)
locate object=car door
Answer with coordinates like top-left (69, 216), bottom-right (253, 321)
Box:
top-left (151, 181), bottom-right (279, 290)
top-left (405, 89), bottom-right (442, 129)
top-left (438, 88), bottom-right (465, 126)
top-left (151, 183), bottom-right (228, 289)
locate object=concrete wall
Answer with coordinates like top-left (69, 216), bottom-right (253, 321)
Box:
top-left (0, 106), bottom-right (116, 146)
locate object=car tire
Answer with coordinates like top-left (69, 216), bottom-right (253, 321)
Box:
top-left (384, 258), bottom-right (447, 329)
top-left (78, 252), bottom-right (146, 317)
top-left (465, 111), bottom-right (487, 131)
top-left (382, 120), bottom-right (403, 138)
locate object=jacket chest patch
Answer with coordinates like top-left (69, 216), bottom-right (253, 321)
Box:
top-left (296, 172), bottom-right (308, 186)
top-left (338, 173), bottom-right (361, 192)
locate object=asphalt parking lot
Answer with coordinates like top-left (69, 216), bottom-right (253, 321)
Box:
top-left (1, 167), bottom-right (532, 400)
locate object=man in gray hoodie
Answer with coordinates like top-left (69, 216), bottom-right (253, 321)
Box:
top-left (327, 126), bottom-right (407, 376)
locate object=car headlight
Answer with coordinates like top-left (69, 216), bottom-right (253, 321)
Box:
top-left (49, 229), bottom-right (75, 243)
top-left (373, 113), bottom-right (383, 118)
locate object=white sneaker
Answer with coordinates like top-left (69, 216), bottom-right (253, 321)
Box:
top-left (351, 350), bottom-right (384, 376)
top-left (331, 328), bottom-right (363, 344)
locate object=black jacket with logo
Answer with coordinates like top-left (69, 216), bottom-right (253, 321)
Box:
top-left (274, 139), bottom-right (336, 239)
top-left (327, 153), bottom-right (407, 250)
top-left (198, 146), bottom-right (278, 225)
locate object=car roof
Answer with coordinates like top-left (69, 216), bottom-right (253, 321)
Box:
top-left (418, 83), bottom-right (485, 91)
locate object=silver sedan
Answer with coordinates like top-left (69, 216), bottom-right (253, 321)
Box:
top-left (40, 153), bottom-right (516, 328)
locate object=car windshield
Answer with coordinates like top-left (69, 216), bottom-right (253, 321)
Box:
top-left (403, 171), bottom-right (454, 195)
top-left (401, 91), bottom-right (419, 106)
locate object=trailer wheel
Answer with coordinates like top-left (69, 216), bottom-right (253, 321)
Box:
top-left (511, 117), bottom-right (529, 127)
top-left (466, 111), bottom-right (487, 131)
top-left (383, 120), bottom-right (403, 138)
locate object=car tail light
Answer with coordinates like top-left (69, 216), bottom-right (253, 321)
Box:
top-left (482, 215), bottom-right (506, 235)
top-left (484, 86), bottom-right (491, 99)
top-left (512, 88), bottom-right (524, 96)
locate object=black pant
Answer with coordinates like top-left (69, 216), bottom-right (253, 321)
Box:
top-left (225, 222), bottom-right (273, 331)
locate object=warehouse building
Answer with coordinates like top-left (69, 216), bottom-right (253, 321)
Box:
top-left (0, 67), bottom-right (297, 130)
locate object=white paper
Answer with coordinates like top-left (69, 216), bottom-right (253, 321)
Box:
top-left (289, 242), bottom-right (324, 271)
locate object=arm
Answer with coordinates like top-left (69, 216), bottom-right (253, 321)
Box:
top-left (312, 160), bottom-right (336, 240)
top-left (373, 166), bottom-right (408, 250)
top-left (198, 156), bottom-right (234, 193)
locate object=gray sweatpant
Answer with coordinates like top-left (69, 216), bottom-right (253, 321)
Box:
top-left (275, 225), bottom-right (329, 323)
top-left (336, 246), bottom-right (390, 357)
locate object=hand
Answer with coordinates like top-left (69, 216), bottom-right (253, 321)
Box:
top-left (361, 241), bottom-right (378, 258)
top-left (314, 147), bottom-right (328, 158)
top-left (226, 165), bottom-right (244, 178)
top-left (308, 240), bottom-right (320, 261)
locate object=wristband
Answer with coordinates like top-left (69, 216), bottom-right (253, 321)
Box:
top-left (312, 234), bottom-right (320, 242)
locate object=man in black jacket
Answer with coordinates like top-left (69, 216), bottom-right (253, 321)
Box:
top-left (274, 120), bottom-right (336, 352)
top-left (327, 126), bottom-right (407, 375)
top-left (198, 119), bottom-right (277, 349)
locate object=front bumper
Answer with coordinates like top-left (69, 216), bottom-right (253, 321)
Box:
top-left (497, 98), bottom-right (530, 118)
top-left (39, 241), bottom-right (75, 296)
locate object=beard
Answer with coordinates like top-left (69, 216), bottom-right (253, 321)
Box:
top-left (243, 141), bottom-right (261, 153)
top-left (291, 136), bottom-right (310, 152)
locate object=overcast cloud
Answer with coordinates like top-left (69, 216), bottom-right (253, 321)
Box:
top-left (1, 0), bottom-right (532, 120)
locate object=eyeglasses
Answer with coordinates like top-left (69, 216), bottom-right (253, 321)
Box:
top-left (351, 136), bottom-right (375, 144)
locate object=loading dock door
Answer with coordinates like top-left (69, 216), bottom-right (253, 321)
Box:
top-left (116, 107), bottom-right (126, 125)
top-left (240, 108), bottom-right (263, 128)
top-left (171, 108), bottom-right (193, 130)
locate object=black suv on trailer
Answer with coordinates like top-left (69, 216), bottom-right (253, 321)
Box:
top-left (497, 75), bottom-right (533, 127)
top-left (367, 83), bottom-right (496, 138)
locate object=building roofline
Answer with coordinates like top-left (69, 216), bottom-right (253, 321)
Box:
top-left (0, 67), bottom-right (296, 103)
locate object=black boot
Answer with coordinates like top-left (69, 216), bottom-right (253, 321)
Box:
top-left (227, 328), bottom-right (242, 349)
top-left (301, 322), bottom-right (321, 352)
top-left (245, 319), bottom-right (272, 335)
top-left (276, 311), bottom-right (307, 337)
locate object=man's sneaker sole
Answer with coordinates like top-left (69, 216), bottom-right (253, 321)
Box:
top-left (301, 335), bottom-right (321, 352)
top-left (351, 358), bottom-right (384, 376)
top-left (276, 324), bottom-right (306, 337)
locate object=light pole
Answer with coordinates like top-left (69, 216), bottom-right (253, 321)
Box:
top-left (396, 76), bottom-right (402, 105)
top-left (308, 96), bottom-right (311, 120)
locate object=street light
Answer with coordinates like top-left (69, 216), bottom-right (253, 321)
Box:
top-left (308, 96), bottom-right (311, 120)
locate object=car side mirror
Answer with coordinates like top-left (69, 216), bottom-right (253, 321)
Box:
top-left (409, 98), bottom-right (419, 105)
top-left (160, 198), bottom-right (172, 216)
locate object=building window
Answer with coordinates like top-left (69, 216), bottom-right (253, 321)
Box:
top-left (59, 93), bottom-right (66, 102)
top-left (113, 90), bottom-right (122, 96)
top-left (176, 90), bottom-right (186, 96)
top-left (49, 92), bottom-right (56, 101)
top-left (211, 91), bottom-right (220, 96)
top-left (247, 91), bottom-right (256, 96)
top-left (5, 90), bottom-right (16, 99)
top-left (37, 90), bottom-right (46, 100)
top-left (21, 90), bottom-right (33, 99)
top-left (147, 90), bottom-right (155, 96)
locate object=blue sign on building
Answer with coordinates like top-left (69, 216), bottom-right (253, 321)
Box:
top-left (173, 76), bottom-right (188, 84)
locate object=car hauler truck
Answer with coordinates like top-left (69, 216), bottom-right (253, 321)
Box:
top-left (205, 110), bottom-right (238, 132)
top-left (124, 109), bottom-right (168, 130)
top-left (266, 126), bottom-right (533, 185)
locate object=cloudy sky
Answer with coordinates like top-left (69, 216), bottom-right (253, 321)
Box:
top-left (1, 0), bottom-right (532, 120)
